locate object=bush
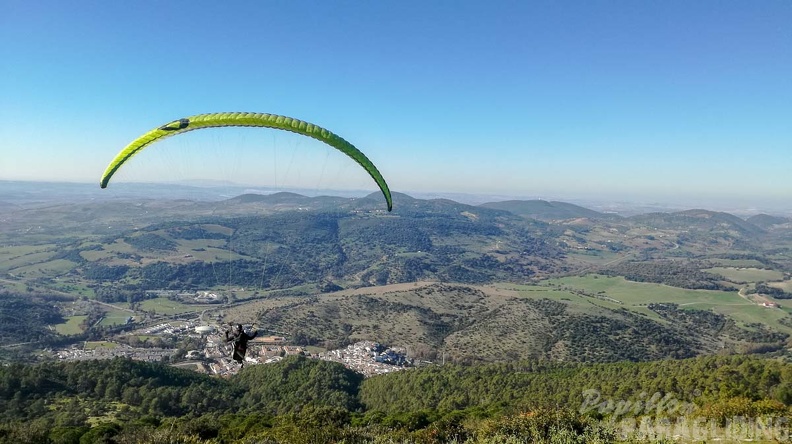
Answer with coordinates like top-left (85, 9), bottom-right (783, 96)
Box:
top-left (475, 408), bottom-right (616, 443)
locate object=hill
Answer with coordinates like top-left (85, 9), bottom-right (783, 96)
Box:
top-left (748, 213), bottom-right (791, 229)
top-left (13, 196), bottom-right (564, 293)
top-left (479, 199), bottom-right (617, 221)
top-left (226, 192), bottom-right (308, 204)
top-left (250, 281), bottom-right (786, 364)
top-left (629, 209), bottom-right (765, 236)
top-left (223, 191), bottom-right (355, 210)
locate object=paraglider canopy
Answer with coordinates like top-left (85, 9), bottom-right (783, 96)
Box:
top-left (99, 112), bottom-right (393, 211)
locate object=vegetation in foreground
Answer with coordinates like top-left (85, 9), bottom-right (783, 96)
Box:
top-left (2, 354), bottom-right (792, 443)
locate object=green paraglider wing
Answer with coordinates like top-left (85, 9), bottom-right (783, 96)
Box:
top-left (99, 112), bottom-right (393, 211)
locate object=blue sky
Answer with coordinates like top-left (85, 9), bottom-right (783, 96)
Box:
top-left (1, 1), bottom-right (790, 208)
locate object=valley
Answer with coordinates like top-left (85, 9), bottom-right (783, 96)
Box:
top-left (3, 182), bottom-right (792, 370)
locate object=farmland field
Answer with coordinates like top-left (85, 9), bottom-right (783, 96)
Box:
top-left (546, 275), bottom-right (745, 305)
top-left (0, 245), bottom-right (53, 261)
top-left (708, 258), bottom-right (768, 268)
top-left (0, 278), bottom-right (28, 292)
top-left (703, 267), bottom-right (784, 283)
top-left (0, 251), bottom-right (55, 272)
top-left (11, 259), bottom-right (77, 278)
top-left (99, 308), bottom-right (134, 326)
top-left (513, 274), bottom-right (792, 335)
top-left (533, 274), bottom-right (754, 325)
top-left (769, 280), bottom-right (792, 292)
top-left (54, 315), bottom-right (87, 335)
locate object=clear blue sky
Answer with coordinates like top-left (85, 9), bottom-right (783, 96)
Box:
top-left (1, 1), bottom-right (790, 208)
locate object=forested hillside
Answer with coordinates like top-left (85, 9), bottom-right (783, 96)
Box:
top-left (2, 355), bottom-right (791, 443)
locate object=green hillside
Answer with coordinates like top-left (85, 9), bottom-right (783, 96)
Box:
top-left (479, 199), bottom-right (616, 221)
top-left (1, 355), bottom-right (791, 443)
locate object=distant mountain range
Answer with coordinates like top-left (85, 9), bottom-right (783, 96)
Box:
top-left (3, 180), bottom-right (792, 218)
top-left (3, 181), bottom-right (791, 240)
top-left (479, 199), bottom-right (622, 221)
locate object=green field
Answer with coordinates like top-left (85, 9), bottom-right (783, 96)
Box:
top-left (769, 280), bottom-right (792, 292)
top-left (200, 224), bottom-right (234, 236)
top-left (708, 258), bottom-right (768, 268)
top-left (0, 279), bottom-right (28, 292)
top-left (505, 282), bottom-right (618, 305)
top-left (50, 282), bottom-right (95, 298)
top-left (180, 245), bottom-right (247, 262)
top-left (0, 245), bottom-right (52, 260)
top-left (11, 259), bottom-right (77, 278)
top-left (0, 245), bottom-right (80, 279)
top-left (753, 289), bottom-right (792, 313)
top-left (715, 303), bottom-right (792, 334)
top-left (100, 239), bottom-right (137, 254)
top-left (512, 274), bottom-right (792, 335)
top-left (546, 275), bottom-right (744, 305)
top-left (81, 235), bottom-right (250, 264)
top-left (303, 345), bottom-right (327, 354)
top-left (0, 251), bottom-right (56, 273)
top-left (703, 267), bottom-right (784, 283)
top-left (99, 308), bottom-right (133, 326)
top-left (566, 250), bottom-right (624, 265)
top-left (526, 274), bottom-right (753, 325)
top-left (54, 315), bottom-right (87, 335)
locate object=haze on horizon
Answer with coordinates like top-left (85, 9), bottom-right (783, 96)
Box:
top-left (2, 2), bottom-right (790, 212)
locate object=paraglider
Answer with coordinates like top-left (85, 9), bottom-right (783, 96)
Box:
top-left (99, 112), bottom-right (393, 211)
top-left (225, 323), bottom-right (258, 368)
